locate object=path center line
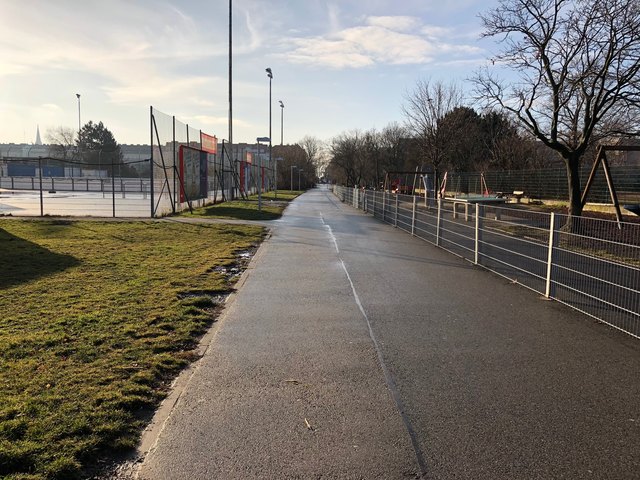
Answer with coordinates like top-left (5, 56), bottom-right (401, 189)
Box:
top-left (321, 214), bottom-right (340, 254)
top-left (323, 210), bottom-right (428, 477)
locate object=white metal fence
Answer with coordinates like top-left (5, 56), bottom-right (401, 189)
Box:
top-left (334, 186), bottom-right (640, 339)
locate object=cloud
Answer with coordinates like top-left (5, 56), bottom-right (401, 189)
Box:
top-left (191, 115), bottom-right (251, 130)
top-left (41, 104), bottom-right (62, 112)
top-left (367, 16), bottom-right (421, 32)
top-left (421, 25), bottom-right (454, 39)
top-left (102, 76), bottom-right (214, 105)
top-left (0, 0), bottom-right (226, 104)
top-left (283, 14), bottom-right (482, 69)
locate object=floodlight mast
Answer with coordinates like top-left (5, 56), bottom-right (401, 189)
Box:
top-left (266, 68), bottom-right (274, 198)
top-left (279, 100), bottom-right (284, 146)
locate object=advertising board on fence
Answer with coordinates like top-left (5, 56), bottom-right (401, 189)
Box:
top-left (179, 145), bottom-right (208, 203)
top-left (201, 133), bottom-right (218, 154)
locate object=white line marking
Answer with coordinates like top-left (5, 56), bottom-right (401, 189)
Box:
top-left (321, 213), bottom-right (340, 254)
top-left (339, 248), bottom-right (429, 476)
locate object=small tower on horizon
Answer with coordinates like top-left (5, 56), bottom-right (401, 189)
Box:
top-left (35, 125), bottom-right (43, 145)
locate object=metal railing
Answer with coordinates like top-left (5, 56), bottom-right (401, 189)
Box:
top-left (335, 186), bottom-right (640, 339)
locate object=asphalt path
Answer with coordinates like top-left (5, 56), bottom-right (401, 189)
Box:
top-left (136, 186), bottom-right (640, 479)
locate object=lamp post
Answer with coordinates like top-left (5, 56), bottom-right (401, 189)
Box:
top-left (279, 100), bottom-right (284, 146)
top-left (266, 68), bottom-right (273, 199)
top-left (76, 93), bottom-right (81, 162)
top-left (256, 136), bottom-right (269, 210)
top-left (256, 138), bottom-right (261, 210)
top-left (290, 165), bottom-right (296, 192)
top-left (298, 169), bottom-right (304, 191)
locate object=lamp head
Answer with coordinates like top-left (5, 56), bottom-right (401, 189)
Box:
top-left (266, 67), bottom-right (273, 78)
top-left (76, 93), bottom-right (80, 99)
top-left (279, 100), bottom-right (284, 108)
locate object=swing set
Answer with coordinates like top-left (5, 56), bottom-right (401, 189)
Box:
top-left (438, 172), bottom-right (493, 199)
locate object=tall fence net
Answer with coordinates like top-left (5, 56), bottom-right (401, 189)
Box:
top-left (150, 107), bottom-right (272, 217)
top-left (151, 107), bottom-right (226, 217)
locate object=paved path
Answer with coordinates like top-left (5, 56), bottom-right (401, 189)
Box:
top-left (137, 186), bottom-right (640, 479)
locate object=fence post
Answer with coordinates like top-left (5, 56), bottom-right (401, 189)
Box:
top-left (38, 158), bottom-right (43, 216)
top-left (394, 194), bottom-right (399, 227)
top-left (411, 195), bottom-right (417, 236)
top-left (475, 203), bottom-right (483, 265)
top-left (112, 159), bottom-right (116, 218)
top-left (382, 191), bottom-right (386, 222)
top-left (436, 197), bottom-right (442, 246)
top-left (545, 212), bottom-right (559, 298)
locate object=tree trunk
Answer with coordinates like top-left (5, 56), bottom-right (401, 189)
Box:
top-left (565, 154), bottom-right (583, 217)
top-left (564, 154), bottom-right (584, 233)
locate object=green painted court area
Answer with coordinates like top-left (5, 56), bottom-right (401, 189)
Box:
top-left (0, 219), bottom-right (265, 479)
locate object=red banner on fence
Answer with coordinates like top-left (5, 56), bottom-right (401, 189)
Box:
top-left (201, 133), bottom-right (218, 154)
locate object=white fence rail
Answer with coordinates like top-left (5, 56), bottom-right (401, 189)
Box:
top-left (335, 186), bottom-right (640, 339)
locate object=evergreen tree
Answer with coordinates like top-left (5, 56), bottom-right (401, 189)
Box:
top-left (77, 121), bottom-right (137, 177)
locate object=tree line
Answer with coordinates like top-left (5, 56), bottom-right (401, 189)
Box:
top-left (325, 94), bottom-right (555, 191)
top-left (322, 0), bottom-right (640, 219)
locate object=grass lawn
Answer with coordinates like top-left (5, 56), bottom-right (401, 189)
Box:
top-left (186, 190), bottom-right (301, 221)
top-left (0, 219), bottom-right (265, 479)
top-left (256, 190), bottom-right (303, 201)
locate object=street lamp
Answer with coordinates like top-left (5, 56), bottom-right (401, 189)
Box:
top-left (76, 93), bottom-right (81, 139)
top-left (256, 136), bottom-right (270, 210)
top-left (298, 169), bottom-right (304, 191)
top-left (76, 93), bottom-right (81, 161)
top-left (290, 165), bottom-right (296, 192)
top-left (279, 100), bottom-right (284, 146)
top-left (266, 68), bottom-right (273, 198)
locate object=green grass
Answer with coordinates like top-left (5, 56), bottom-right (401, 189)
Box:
top-left (186, 190), bottom-right (301, 221)
top-left (253, 190), bottom-right (303, 201)
top-left (0, 219), bottom-right (265, 479)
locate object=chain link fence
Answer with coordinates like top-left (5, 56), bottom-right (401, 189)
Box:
top-left (0, 155), bottom-right (151, 217)
top-left (442, 166), bottom-right (640, 204)
top-left (335, 186), bottom-right (640, 339)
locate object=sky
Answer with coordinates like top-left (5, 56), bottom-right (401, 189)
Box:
top-left (0, 0), bottom-right (500, 147)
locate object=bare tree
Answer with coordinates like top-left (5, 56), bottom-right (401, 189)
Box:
top-left (474, 0), bottom-right (640, 218)
top-left (45, 126), bottom-right (77, 160)
top-left (272, 144), bottom-right (314, 189)
top-left (298, 135), bottom-right (328, 178)
top-left (361, 129), bottom-right (382, 188)
top-left (402, 79), bottom-right (464, 186)
top-left (380, 122), bottom-right (409, 173)
top-left (329, 131), bottom-right (368, 187)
